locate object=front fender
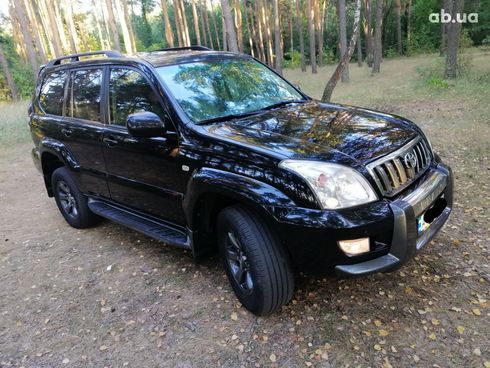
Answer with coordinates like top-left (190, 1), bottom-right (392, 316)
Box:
top-left (183, 167), bottom-right (296, 226)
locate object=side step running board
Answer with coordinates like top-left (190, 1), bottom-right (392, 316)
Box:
top-left (88, 200), bottom-right (191, 250)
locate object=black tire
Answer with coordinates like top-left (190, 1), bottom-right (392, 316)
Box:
top-left (217, 205), bottom-right (294, 315)
top-left (51, 167), bottom-right (98, 229)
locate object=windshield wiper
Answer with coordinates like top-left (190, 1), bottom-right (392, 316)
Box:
top-left (261, 99), bottom-right (307, 111)
top-left (197, 110), bottom-right (264, 125)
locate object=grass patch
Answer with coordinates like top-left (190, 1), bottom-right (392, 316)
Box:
top-left (0, 100), bottom-right (30, 146)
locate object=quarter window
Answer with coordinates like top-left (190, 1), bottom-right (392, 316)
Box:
top-left (68, 68), bottom-right (103, 122)
top-left (109, 68), bottom-right (165, 126)
top-left (39, 71), bottom-right (67, 116)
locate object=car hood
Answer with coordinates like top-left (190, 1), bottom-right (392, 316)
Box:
top-left (201, 101), bottom-right (420, 164)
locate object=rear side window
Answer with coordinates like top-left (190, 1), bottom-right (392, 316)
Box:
top-left (109, 68), bottom-right (165, 126)
top-left (39, 71), bottom-right (67, 116)
top-left (67, 68), bottom-right (103, 122)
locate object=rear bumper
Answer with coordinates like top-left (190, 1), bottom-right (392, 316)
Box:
top-left (335, 164), bottom-right (453, 276)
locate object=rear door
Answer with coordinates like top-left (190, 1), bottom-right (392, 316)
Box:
top-left (60, 67), bottom-right (110, 197)
top-left (101, 66), bottom-right (184, 224)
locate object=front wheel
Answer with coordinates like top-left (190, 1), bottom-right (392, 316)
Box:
top-left (217, 206), bottom-right (294, 315)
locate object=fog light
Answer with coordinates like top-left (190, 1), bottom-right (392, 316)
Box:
top-left (338, 238), bottom-right (370, 256)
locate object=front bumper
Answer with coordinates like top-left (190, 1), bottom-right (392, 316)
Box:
top-left (335, 163), bottom-right (453, 276)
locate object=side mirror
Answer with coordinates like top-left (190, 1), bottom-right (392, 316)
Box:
top-left (126, 111), bottom-right (167, 138)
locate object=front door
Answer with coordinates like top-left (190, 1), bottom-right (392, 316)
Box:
top-left (102, 67), bottom-right (184, 225)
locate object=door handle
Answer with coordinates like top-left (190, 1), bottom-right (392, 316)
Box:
top-left (61, 128), bottom-right (73, 137)
top-left (103, 136), bottom-right (118, 147)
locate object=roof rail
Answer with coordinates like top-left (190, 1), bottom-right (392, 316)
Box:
top-left (46, 50), bottom-right (123, 68)
top-left (153, 46), bottom-right (213, 52)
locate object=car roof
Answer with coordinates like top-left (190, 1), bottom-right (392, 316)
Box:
top-left (40, 48), bottom-right (251, 76)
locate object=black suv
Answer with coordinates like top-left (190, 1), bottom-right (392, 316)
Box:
top-left (29, 47), bottom-right (453, 315)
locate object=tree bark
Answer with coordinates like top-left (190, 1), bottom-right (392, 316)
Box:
top-left (161, 0), bottom-right (175, 47)
top-left (306, 0), bottom-right (317, 73)
top-left (364, 0), bottom-right (373, 66)
top-left (11, 0), bottom-right (38, 73)
top-left (444, 0), bottom-right (464, 78)
top-left (395, 0), bottom-right (402, 54)
top-left (123, 0), bottom-right (137, 51)
top-left (62, 0), bottom-right (80, 54)
top-left (179, 0), bottom-right (191, 46)
top-left (203, 0), bottom-right (214, 48)
top-left (273, 0), bottom-right (282, 73)
top-left (191, 0), bottom-right (201, 45)
top-left (210, 0), bottom-right (221, 49)
top-left (254, 0), bottom-right (266, 61)
top-left (295, 0), bottom-right (306, 72)
top-left (92, 0), bottom-right (107, 49)
top-left (314, 0), bottom-right (323, 67)
top-left (372, 0), bottom-right (383, 73)
top-left (24, 0), bottom-right (48, 62)
top-left (322, 0), bottom-right (361, 101)
top-left (114, 0), bottom-right (134, 53)
top-left (105, 0), bottom-right (121, 50)
top-left (173, 0), bottom-right (184, 46)
top-left (221, 0), bottom-right (238, 52)
top-left (440, 0), bottom-right (451, 56)
top-left (337, 0), bottom-right (349, 81)
top-left (0, 42), bottom-right (19, 100)
top-left (53, 0), bottom-right (70, 52)
top-left (233, 0), bottom-right (244, 52)
top-left (357, 35), bottom-right (362, 66)
top-left (244, 3), bottom-right (255, 56)
top-left (406, 0), bottom-right (412, 47)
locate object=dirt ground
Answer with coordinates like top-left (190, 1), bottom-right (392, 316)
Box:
top-left (1, 54), bottom-right (489, 367)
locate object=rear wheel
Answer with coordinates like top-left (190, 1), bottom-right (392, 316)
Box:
top-left (217, 205), bottom-right (294, 315)
top-left (51, 167), bottom-right (98, 228)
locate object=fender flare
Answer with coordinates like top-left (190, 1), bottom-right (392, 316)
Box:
top-left (39, 137), bottom-right (80, 170)
top-left (183, 167), bottom-right (296, 227)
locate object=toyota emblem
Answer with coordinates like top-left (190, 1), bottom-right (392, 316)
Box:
top-left (404, 151), bottom-right (418, 168)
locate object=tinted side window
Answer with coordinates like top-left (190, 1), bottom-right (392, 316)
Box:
top-left (109, 68), bottom-right (165, 126)
top-left (39, 71), bottom-right (67, 116)
top-left (68, 69), bottom-right (103, 122)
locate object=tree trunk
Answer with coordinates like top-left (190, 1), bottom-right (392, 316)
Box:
top-left (440, 0), bottom-right (451, 55)
top-left (233, 0), bottom-right (244, 52)
top-left (255, 0), bottom-right (266, 61)
top-left (273, 0), bottom-right (282, 73)
top-left (92, 0), bottom-right (107, 49)
top-left (114, 0), bottom-right (134, 53)
top-left (372, 0), bottom-right (383, 73)
top-left (105, 0), bottom-right (121, 50)
top-left (364, 0), bottom-right (373, 66)
top-left (204, 0), bottom-right (214, 48)
top-left (357, 36), bottom-right (362, 66)
top-left (63, 0), bottom-right (80, 54)
top-left (306, 0), bottom-right (317, 73)
top-left (53, 0), bottom-right (70, 52)
top-left (444, 0), bottom-right (464, 78)
top-left (395, 0), bottom-right (402, 54)
top-left (244, 3), bottom-right (255, 56)
top-left (123, 0), bottom-right (137, 51)
top-left (191, 0), bottom-right (201, 45)
top-left (173, 0), bottom-right (184, 46)
top-left (295, 0), bottom-right (306, 72)
top-left (11, 0), bottom-right (38, 73)
top-left (221, 0), bottom-right (238, 52)
top-left (337, 0), bottom-right (349, 81)
top-left (406, 0), bottom-right (412, 47)
top-left (24, 0), bottom-right (48, 63)
top-left (314, 0), bottom-right (323, 67)
top-left (0, 42), bottom-right (19, 100)
top-left (161, 0), bottom-right (175, 47)
top-left (322, 0), bottom-right (361, 101)
top-left (210, 0), bottom-right (221, 49)
top-left (260, 0), bottom-right (273, 65)
top-left (179, 0), bottom-right (191, 46)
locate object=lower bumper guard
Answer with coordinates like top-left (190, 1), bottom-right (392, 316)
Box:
top-left (335, 164), bottom-right (453, 277)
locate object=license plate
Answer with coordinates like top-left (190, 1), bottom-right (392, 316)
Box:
top-left (417, 214), bottom-right (431, 235)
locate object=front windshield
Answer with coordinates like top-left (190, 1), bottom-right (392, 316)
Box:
top-left (156, 58), bottom-right (304, 123)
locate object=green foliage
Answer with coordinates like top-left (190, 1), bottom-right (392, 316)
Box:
top-left (0, 34), bottom-right (35, 102)
top-left (407, 0), bottom-right (441, 54)
top-left (384, 48), bottom-right (398, 59)
top-left (424, 76), bottom-right (451, 89)
top-left (283, 50), bottom-right (301, 69)
top-left (322, 48), bottom-right (335, 65)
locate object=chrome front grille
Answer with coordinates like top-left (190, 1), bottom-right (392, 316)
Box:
top-left (366, 137), bottom-right (432, 197)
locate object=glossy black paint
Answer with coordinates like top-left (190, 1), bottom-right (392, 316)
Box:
top-left (30, 50), bottom-right (453, 274)
top-left (126, 111), bottom-right (168, 137)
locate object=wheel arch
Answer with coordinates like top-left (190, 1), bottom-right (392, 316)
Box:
top-left (184, 167), bottom-right (295, 258)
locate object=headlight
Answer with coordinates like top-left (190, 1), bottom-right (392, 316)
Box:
top-left (279, 160), bottom-right (378, 209)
